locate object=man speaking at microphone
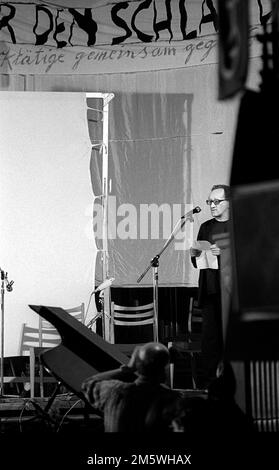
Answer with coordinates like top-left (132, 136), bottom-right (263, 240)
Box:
top-left (190, 184), bottom-right (230, 389)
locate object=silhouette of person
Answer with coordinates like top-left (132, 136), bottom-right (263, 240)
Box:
top-left (82, 342), bottom-right (182, 432)
top-left (190, 184), bottom-right (230, 388)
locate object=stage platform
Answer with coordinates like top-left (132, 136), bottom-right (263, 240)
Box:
top-left (1, 391), bottom-right (275, 469)
top-left (0, 389), bottom-right (207, 434)
top-left (0, 393), bottom-right (104, 433)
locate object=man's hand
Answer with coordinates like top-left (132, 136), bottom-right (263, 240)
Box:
top-left (190, 247), bottom-right (202, 257)
top-left (210, 244), bottom-right (220, 256)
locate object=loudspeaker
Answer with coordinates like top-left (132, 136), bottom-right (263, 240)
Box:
top-left (231, 181), bottom-right (279, 313)
top-left (224, 181), bottom-right (279, 359)
top-left (230, 90), bottom-right (279, 186)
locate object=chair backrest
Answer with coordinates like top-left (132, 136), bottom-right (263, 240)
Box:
top-left (38, 302), bottom-right (85, 346)
top-left (19, 323), bottom-right (61, 355)
top-left (19, 303), bottom-right (85, 355)
top-left (65, 302), bottom-right (85, 323)
top-left (39, 302), bottom-right (85, 330)
top-left (110, 301), bottom-right (156, 343)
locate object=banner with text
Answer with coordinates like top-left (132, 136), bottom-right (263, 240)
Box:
top-left (0, 0), bottom-right (272, 75)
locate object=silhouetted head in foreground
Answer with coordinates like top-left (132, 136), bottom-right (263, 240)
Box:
top-left (130, 342), bottom-right (170, 383)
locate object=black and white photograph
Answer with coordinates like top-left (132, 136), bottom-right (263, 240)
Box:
top-left (0, 0), bottom-right (278, 466)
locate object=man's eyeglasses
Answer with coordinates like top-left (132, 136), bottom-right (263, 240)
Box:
top-left (206, 199), bottom-right (227, 206)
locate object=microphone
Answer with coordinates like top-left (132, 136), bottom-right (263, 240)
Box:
top-left (6, 280), bottom-right (14, 292)
top-left (2, 270), bottom-right (14, 292)
top-left (93, 277), bottom-right (115, 294)
top-left (181, 206), bottom-right (201, 219)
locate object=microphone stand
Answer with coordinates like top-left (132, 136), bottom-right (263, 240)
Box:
top-left (0, 270), bottom-right (5, 397)
top-left (137, 209), bottom-right (198, 342)
top-left (0, 269), bottom-right (14, 398)
top-left (86, 294), bottom-right (105, 335)
top-left (86, 289), bottom-right (110, 339)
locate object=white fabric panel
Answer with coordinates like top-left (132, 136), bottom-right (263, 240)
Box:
top-left (0, 92), bottom-right (95, 355)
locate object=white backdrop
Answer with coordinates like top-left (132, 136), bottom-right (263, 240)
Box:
top-left (0, 92), bottom-right (96, 356)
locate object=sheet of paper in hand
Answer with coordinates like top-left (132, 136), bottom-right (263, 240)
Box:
top-left (192, 241), bottom-right (218, 270)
